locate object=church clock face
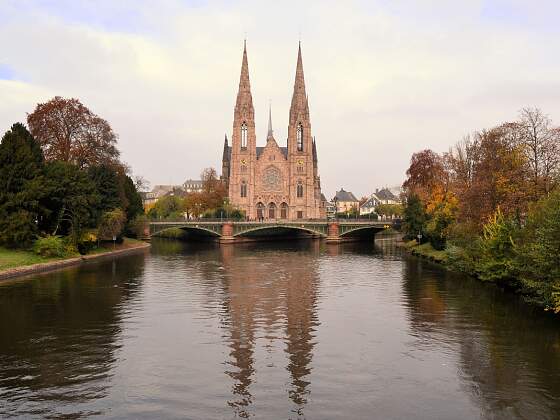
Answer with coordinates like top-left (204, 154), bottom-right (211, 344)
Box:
top-left (297, 159), bottom-right (304, 165)
top-left (263, 166), bottom-right (282, 191)
top-left (240, 158), bottom-right (247, 165)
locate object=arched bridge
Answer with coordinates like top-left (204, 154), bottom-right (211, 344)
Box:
top-left (148, 219), bottom-right (398, 243)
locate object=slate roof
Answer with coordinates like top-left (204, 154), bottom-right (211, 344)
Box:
top-left (256, 146), bottom-right (288, 159)
top-left (361, 196), bottom-right (380, 208)
top-left (224, 146), bottom-right (288, 160)
top-left (334, 189), bottom-right (358, 202)
top-left (376, 188), bottom-right (398, 201)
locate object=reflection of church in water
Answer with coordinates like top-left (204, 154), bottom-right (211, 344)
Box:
top-left (221, 42), bottom-right (326, 220)
top-left (218, 243), bottom-right (321, 418)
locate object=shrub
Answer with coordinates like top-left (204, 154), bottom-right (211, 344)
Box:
top-left (128, 214), bottom-right (149, 238)
top-left (98, 208), bottom-right (126, 241)
top-left (33, 235), bottom-right (73, 258)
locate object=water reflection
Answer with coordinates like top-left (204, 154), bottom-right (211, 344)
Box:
top-left (402, 258), bottom-right (560, 418)
top-left (1, 239), bottom-right (559, 419)
top-left (0, 254), bottom-right (146, 418)
top-left (217, 241), bottom-right (321, 418)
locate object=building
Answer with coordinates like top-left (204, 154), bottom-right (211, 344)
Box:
top-left (332, 188), bottom-right (359, 214)
top-left (359, 195), bottom-right (380, 215)
top-left (142, 184), bottom-right (175, 207)
top-left (374, 187), bottom-right (400, 204)
top-left (143, 180), bottom-right (204, 208)
top-left (183, 179), bottom-right (204, 193)
top-left (221, 42), bottom-right (325, 220)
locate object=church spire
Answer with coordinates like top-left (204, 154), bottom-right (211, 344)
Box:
top-left (267, 102), bottom-right (273, 139)
top-left (289, 41), bottom-right (309, 124)
top-left (235, 39), bottom-right (254, 113)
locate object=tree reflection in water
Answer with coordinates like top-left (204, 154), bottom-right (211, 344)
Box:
top-left (0, 254), bottom-right (146, 418)
top-left (402, 258), bottom-right (560, 418)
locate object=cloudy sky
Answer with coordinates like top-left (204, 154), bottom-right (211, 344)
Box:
top-left (1, 0), bottom-right (560, 198)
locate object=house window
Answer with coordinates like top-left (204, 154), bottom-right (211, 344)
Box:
top-left (240, 181), bottom-right (247, 198)
top-left (297, 211), bottom-right (303, 219)
top-left (297, 181), bottom-right (304, 198)
top-left (296, 123), bottom-right (303, 151)
top-left (241, 122), bottom-right (248, 149)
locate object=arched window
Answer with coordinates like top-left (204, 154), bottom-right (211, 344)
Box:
top-left (296, 123), bottom-right (303, 151)
top-left (241, 122), bottom-right (248, 149)
top-left (297, 181), bottom-right (304, 198)
top-left (280, 202), bottom-right (288, 219)
top-left (241, 164), bottom-right (247, 173)
top-left (268, 202), bottom-right (277, 219)
top-left (240, 180), bottom-right (247, 198)
top-left (256, 202), bottom-right (264, 220)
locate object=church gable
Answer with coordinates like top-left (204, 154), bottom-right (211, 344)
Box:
top-left (257, 138), bottom-right (287, 163)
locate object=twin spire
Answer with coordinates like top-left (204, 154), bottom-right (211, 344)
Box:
top-left (235, 40), bottom-right (308, 135)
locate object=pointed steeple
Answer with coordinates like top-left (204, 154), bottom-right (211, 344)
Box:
top-left (235, 40), bottom-right (254, 113)
top-left (289, 41), bottom-right (309, 124)
top-left (267, 103), bottom-right (274, 140)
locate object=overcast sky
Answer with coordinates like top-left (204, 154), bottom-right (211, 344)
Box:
top-left (1, 0), bottom-right (560, 198)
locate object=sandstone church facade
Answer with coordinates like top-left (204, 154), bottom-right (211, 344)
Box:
top-left (221, 42), bottom-right (326, 220)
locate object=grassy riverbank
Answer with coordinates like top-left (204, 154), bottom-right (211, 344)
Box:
top-left (0, 238), bottom-right (147, 272)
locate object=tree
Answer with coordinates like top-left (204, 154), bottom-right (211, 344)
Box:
top-left (27, 96), bottom-right (120, 169)
top-left (88, 164), bottom-right (121, 221)
top-left (402, 149), bottom-right (447, 203)
top-left (518, 108), bottom-right (560, 196)
top-left (0, 123), bottom-right (45, 247)
top-left (402, 195), bottom-right (427, 241)
top-left (147, 195), bottom-right (184, 220)
top-left (122, 175), bottom-right (144, 221)
top-left (98, 208), bottom-right (126, 241)
top-left (40, 161), bottom-right (99, 244)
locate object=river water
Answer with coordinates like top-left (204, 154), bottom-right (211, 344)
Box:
top-left (0, 238), bottom-right (558, 419)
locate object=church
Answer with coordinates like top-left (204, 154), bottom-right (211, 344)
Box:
top-left (221, 42), bottom-right (326, 220)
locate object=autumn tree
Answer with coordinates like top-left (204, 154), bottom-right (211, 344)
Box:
top-left (518, 108), bottom-right (560, 196)
top-left (27, 96), bottom-right (120, 169)
top-left (402, 149), bottom-right (447, 202)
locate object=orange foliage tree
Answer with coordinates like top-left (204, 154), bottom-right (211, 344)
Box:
top-left (27, 96), bottom-right (120, 168)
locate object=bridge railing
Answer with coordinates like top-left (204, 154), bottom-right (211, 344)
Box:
top-left (149, 217), bottom-right (401, 224)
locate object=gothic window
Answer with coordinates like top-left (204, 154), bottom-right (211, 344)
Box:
top-left (241, 164), bottom-right (247, 173)
top-left (263, 166), bottom-right (282, 191)
top-left (280, 202), bottom-right (288, 219)
top-left (240, 180), bottom-right (247, 197)
top-left (268, 202), bottom-right (276, 219)
top-left (296, 123), bottom-right (303, 151)
top-left (297, 181), bottom-right (304, 198)
top-left (241, 122), bottom-right (248, 149)
top-left (256, 202), bottom-right (264, 220)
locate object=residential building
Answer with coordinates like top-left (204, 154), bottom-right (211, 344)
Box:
top-left (333, 188), bottom-right (359, 214)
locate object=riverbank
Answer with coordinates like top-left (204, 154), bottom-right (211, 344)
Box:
top-left (402, 239), bottom-right (560, 314)
top-left (0, 238), bottom-right (150, 280)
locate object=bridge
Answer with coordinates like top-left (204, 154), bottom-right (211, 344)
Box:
top-left (148, 219), bottom-right (399, 243)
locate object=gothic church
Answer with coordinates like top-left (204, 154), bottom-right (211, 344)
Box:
top-left (221, 42), bottom-right (325, 220)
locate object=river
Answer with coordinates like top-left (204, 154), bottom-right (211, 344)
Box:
top-left (0, 238), bottom-right (558, 419)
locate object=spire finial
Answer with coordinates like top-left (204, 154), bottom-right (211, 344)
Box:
top-left (267, 100), bottom-right (273, 139)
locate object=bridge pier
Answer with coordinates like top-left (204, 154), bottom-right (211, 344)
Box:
top-left (326, 222), bottom-right (342, 243)
top-left (219, 221), bottom-right (235, 244)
